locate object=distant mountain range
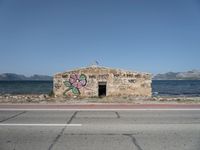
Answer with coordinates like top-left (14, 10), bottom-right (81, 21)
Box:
top-left (0, 73), bottom-right (52, 81)
top-left (153, 70), bottom-right (200, 80)
top-left (1, 70), bottom-right (200, 81)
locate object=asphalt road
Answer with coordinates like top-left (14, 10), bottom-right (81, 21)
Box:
top-left (0, 108), bottom-right (200, 150)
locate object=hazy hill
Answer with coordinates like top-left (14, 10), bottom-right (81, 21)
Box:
top-left (1, 70), bottom-right (200, 81)
top-left (0, 73), bottom-right (52, 81)
top-left (153, 70), bottom-right (200, 80)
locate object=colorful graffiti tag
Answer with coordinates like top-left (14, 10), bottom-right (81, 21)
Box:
top-left (63, 74), bottom-right (87, 96)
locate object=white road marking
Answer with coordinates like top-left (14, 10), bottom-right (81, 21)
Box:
top-left (0, 124), bottom-right (82, 127)
top-left (0, 109), bottom-right (200, 111)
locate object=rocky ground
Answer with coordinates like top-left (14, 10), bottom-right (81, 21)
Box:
top-left (0, 94), bottom-right (200, 104)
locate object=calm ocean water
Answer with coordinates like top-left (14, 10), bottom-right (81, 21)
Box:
top-left (0, 81), bottom-right (53, 95)
top-left (0, 80), bottom-right (200, 96)
top-left (152, 80), bottom-right (200, 96)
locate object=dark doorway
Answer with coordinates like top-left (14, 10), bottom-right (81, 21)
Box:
top-left (98, 82), bottom-right (107, 97)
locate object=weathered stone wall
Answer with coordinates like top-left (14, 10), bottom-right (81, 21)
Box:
top-left (53, 66), bottom-right (152, 98)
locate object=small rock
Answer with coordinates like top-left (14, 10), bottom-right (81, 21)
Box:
top-left (39, 94), bottom-right (45, 99)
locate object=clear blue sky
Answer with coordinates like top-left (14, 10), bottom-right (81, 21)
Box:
top-left (0, 0), bottom-right (200, 76)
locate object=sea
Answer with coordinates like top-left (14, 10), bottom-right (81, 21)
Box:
top-left (0, 80), bottom-right (200, 97)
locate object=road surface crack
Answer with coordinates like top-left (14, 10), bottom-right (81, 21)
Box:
top-left (62, 133), bottom-right (140, 136)
top-left (48, 111), bottom-right (78, 150)
top-left (0, 111), bottom-right (26, 123)
top-left (67, 111), bottom-right (78, 124)
top-left (124, 134), bottom-right (143, 150)
top-left (115, 112), bottom-right (120, 118)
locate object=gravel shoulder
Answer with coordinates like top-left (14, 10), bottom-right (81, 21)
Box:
top-left (1, 94), bottom-right (200, 104)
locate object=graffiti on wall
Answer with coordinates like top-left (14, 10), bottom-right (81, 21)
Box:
top-left (63, 74), bottom-right (87, 96)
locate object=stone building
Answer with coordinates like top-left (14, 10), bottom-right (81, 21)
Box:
top-left (53, 66), bottom-right (152, 98)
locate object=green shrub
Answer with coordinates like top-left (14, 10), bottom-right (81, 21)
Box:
top-left (48, 90), bottom-right (54, 97)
